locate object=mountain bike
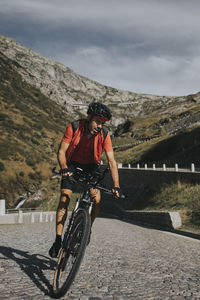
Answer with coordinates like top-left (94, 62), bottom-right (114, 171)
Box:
top-left (51, 165), bottom-right (125, 298)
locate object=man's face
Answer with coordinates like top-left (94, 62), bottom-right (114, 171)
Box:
top-left (89, 116), bottom-right (105, 135)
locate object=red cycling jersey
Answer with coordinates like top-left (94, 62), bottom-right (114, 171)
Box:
top-left (62, 122), bottom-right (113, 164)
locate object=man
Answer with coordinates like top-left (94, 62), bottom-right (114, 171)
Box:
top-left (49, 102), bottom-right (120, 258)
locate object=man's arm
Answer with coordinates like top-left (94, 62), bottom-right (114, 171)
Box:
top-left (57, 141), bottom-right (70, 169)
top-left (105, 151), bottom-right (120, 196)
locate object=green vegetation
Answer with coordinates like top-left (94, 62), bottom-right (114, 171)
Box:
top-left (112, 126), bottom-right (200, 169)
top-left (0, 51), bottom-right (71, 207)
top-left (127, 182), bottom-right (200, 233)
top-left (0, 162), bottom-right (5, 171)
top-left (114, 116), bottom-right (168, 139)
top-left (38, 192), bottom-right (80, 212)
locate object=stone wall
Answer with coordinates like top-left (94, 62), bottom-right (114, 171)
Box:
top-left (100, 168), bottom-right (200, 229)
top-left (118, 168), bottom-right (200, 189)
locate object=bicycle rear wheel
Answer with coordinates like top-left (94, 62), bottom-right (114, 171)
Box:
top-left (52, 208), bottom-right (91, 298)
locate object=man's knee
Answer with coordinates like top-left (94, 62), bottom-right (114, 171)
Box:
top-left (61, 192), bottom-right (70, 202)
top-left (58, 191), bottom-right (71, 210)
top-left (90, 189), bottom-right (101, 204)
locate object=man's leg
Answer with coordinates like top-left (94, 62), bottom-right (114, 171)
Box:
top-left (56, 189), bottom-right (72, 235)
top-left (90, 188), bottom-right (101, 225)
top-left (49, 188), bottom-right (72, 258)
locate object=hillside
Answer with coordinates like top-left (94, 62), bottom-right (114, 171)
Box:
top-left (0, 51), bottom-right (71, 208)
top-left (112, 101), bottom-right (200, 167)
top-left (112, 126), bottom-right (200, 168)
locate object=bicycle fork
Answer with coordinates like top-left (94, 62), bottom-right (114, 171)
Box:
top-left (81, 189), bottom-right (94, 215)
top-left (62, 191), bottom-right (93, 250)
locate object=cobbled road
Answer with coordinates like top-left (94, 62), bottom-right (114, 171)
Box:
top-left (0, 218), bottom-right (200, 300)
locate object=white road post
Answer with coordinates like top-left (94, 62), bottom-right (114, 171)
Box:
top-left (0, 199), bottom-right (5, 216)
top-left (39, 212), bottom-right (43, 222)
top-left (191, 163), bottom-right (195, 172)
top-left (31, 213), bottom-right (35, 223)
top-left (18, 210), bottom-right (23, 223)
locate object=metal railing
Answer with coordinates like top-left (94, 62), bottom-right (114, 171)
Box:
top-left (100, 161), bottom-right (200, 173)
top-left (6, 208), bottom-right (43, 214)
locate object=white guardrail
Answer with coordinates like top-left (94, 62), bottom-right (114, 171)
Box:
top-left (101, 162), bottom-right (199, 173)
top-left (0, 201), bottom-right (56, 224)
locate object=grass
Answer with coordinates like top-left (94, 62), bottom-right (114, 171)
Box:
top-left (126, 181), bottom-right (200, 233)
top-left (111, 125), bottom-right (200, 169)
top-left (0, 51), bottom-right (73, 208)
top-left (38, 192), bottom-right (80, 212)
top-left (109, 136), bottom-right (164, 164)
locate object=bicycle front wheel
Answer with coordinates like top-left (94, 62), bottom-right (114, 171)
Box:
top-left (52, 208), bottom-right (91, 298)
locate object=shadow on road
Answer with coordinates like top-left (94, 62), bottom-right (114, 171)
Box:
top-left (0, 246), bottom-right (56, 296)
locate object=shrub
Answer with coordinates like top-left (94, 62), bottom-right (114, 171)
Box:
top-left (31, 138), bottom-right (40, 145)
top-left (0, 113), bottom-right (8, 121)
top-left (28, 171), bottom-right (42, 184)
top-left (0, 162), bottom-right (5, 171)
top-left (191, 211), bottom-right (200, 226)
top-left (28, 172), bottom-right (36, 180)
top-left (26, 157), bottom-right (36, 167)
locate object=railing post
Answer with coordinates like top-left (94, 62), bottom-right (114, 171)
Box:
top-left (175, 164), bottom-right (179, 172)
top-left (128, 164), bottom-right (131, 169)
top-left (144, 164), bottom-right (148, 170)
top-left (31, 213), bottom-right (35, 223)
top-left (163, 164), bottom-right (166, 171)
top-left (39, 212), bottom-right (43, 222)
top-left (137, 164), bottom-right (140, 169)
top-left (18, 210), bottom-right (23, 223)
top-left (191, 163), bottom-right (195, 172)
top-left (0, 199), bottom-right (5, 216)
top-left (153, 164), bottom-right (156, 170)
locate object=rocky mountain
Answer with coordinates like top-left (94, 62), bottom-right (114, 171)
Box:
top-left (1, 35), bottom-right (200, 128)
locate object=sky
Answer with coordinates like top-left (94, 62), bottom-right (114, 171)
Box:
top-left (1, 0), bottom-right (200, 96)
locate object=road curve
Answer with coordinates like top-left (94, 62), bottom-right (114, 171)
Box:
top-left (0, 218), bottom-right (199, 300)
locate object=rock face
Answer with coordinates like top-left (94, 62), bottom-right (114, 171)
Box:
top-left (2, 34), bottom-right (198, 127)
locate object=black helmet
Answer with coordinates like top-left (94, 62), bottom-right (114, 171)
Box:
top-left (87, 102), bottom-right (112, 121)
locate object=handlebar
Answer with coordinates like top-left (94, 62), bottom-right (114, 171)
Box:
top-left (52, 166), bottom-right (127, 200)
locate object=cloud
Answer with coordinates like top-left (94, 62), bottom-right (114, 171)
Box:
top-left (1, 0), bottom-right (200, 95)
top-left (51, 45), bottom-right (198, 96)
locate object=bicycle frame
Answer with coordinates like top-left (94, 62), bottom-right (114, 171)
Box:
top-left (52, 164), bottom-right (124, 250)
top-left (62, 187), bottom-right (93, 249)
top-left (52, 165), bottom-right (126, 297)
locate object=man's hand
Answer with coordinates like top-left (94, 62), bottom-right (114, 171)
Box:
top-left (60, 168), bottom-right (73, 177)
top-left (112, 187), bottom-right (120, 198)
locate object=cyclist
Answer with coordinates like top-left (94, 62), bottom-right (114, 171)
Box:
top-left (49, 102), bottom-right (120, 258)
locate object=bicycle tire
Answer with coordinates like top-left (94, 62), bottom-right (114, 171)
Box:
top-left (52, 208), bottom-right (91, 298)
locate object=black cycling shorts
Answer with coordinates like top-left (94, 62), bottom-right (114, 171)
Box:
top-left (61, 161), bottom-right (99, 190)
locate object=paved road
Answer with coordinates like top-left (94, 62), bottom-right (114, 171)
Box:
top-left (0, 218), bottom-right (200, 300)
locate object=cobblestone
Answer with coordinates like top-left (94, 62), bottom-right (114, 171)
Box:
top-left (0, 218), bottom-right (200, 299)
